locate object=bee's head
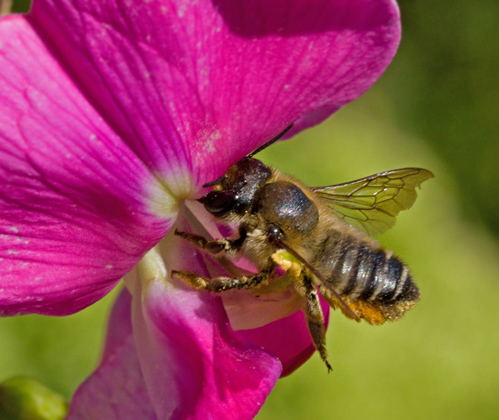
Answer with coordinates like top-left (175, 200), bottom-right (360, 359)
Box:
top-left (199, 158), bottom-right (271, 219)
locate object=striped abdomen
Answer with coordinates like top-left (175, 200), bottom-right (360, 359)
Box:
top-left (312, 233), bottom-right (420, 324)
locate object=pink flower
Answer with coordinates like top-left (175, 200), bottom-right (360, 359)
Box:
top-left (0, 0), bottom-right (401, 418)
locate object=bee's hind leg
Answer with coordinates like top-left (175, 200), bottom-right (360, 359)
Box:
top-left (297, 275), bottom-right (332, 372)
top-left (174, 229), bottom-right (244, 256)
top-left (172, 264), bottom-right (277, 293)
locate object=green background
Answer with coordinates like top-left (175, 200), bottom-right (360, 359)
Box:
top-left (1, 1), bottom-right (499, 419)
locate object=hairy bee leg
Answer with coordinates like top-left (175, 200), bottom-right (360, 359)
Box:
top-left (174, 229), bottom-right (242, 255)
top-left (300, 276), bottom-right (332, 372)
top-left (171, 268), bottom-right (275, 293)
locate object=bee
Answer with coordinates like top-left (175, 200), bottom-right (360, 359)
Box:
top-left (172, 124), bottom-right (433, 371)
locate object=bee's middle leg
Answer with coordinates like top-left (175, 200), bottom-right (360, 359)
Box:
top-left (172, 267), bottom-right (276, 293)
top-left (174, 229), bottom-right (243, 255)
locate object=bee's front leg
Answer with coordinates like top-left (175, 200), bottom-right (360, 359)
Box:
top-left (172, 266), bottom-right (276, 293)
top-left (174, 229), bottom-right (243, 255)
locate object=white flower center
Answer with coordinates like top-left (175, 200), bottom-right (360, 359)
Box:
top-left (145, 166), bottom-right (196, 219)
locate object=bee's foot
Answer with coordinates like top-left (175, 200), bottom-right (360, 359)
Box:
top-left (171, 270), bottom-right (209, 289)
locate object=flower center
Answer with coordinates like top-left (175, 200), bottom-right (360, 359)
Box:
top-left (144, 167), bottom-right (196, 220)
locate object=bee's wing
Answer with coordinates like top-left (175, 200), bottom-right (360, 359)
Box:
top-left (312, 168), bottom-right (434, 237)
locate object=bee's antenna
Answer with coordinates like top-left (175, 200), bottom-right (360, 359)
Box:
top-left (202, 174), bottom-right (226, 188)
top-left (247, 123), bottom-right (294, 158)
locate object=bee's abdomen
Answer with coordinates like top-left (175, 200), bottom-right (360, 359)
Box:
top-left (349, 247), bottom-right (419, 304)
top-left (316, 235), bottom-right (420, 317)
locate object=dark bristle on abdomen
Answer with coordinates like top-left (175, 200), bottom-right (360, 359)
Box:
top-left (396, 272), bottom-right (420, 303)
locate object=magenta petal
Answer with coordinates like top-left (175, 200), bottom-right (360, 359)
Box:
top-left (102, 288), bottom-right (133, 361)
top-left (71, 277), bottom-right (282, 420)
top-left (123, 216), bottom-right (283, 420)
top-left (283, 105), bottom-right (342, 140)
top-left (238, 296), bottom-right (331, 377)
top-left (131, 274), bottom-right (282, 420)
top-left (28, 0), bottom-right (401, 186)
top-left (70, 289), bottom-right (157, 419)
top-left (68, 334), bottom-right (157, 420)
top-left (0, 17), bottom-right (170, 315)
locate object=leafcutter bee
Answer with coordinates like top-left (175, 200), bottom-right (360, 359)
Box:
top-left (172, 125), bottom-right (433, 371)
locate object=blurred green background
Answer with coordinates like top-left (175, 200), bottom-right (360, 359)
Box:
top-left (1, 0), bottom-right (499, 419)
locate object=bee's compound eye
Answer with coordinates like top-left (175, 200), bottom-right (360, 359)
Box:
top-left (199, 191), bottom-right (237, 216)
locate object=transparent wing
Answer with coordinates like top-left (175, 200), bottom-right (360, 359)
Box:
top-left (312, 168), bottom-right (434, 237)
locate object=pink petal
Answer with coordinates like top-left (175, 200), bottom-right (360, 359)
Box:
top-left (135, 281), bottom-right (281, 419)
top-left (128, 223), bottom-right (283, 419)
top-left (70, 289), bottom-right (156, 419)
top-left (102, 288), bottom-right (133, 361)
top-left (28, 0), bottom-right (400, 188)
top-left (75, 278), bottom-right (284, 419)
top-left (238, 296), bottom-right (331, 377)
top-left (68, 334), bottom-right (157, 420)
top-left (73, 285), bottom-right (282, 420)
top-left (0, 17), bottom-right (170, 315)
